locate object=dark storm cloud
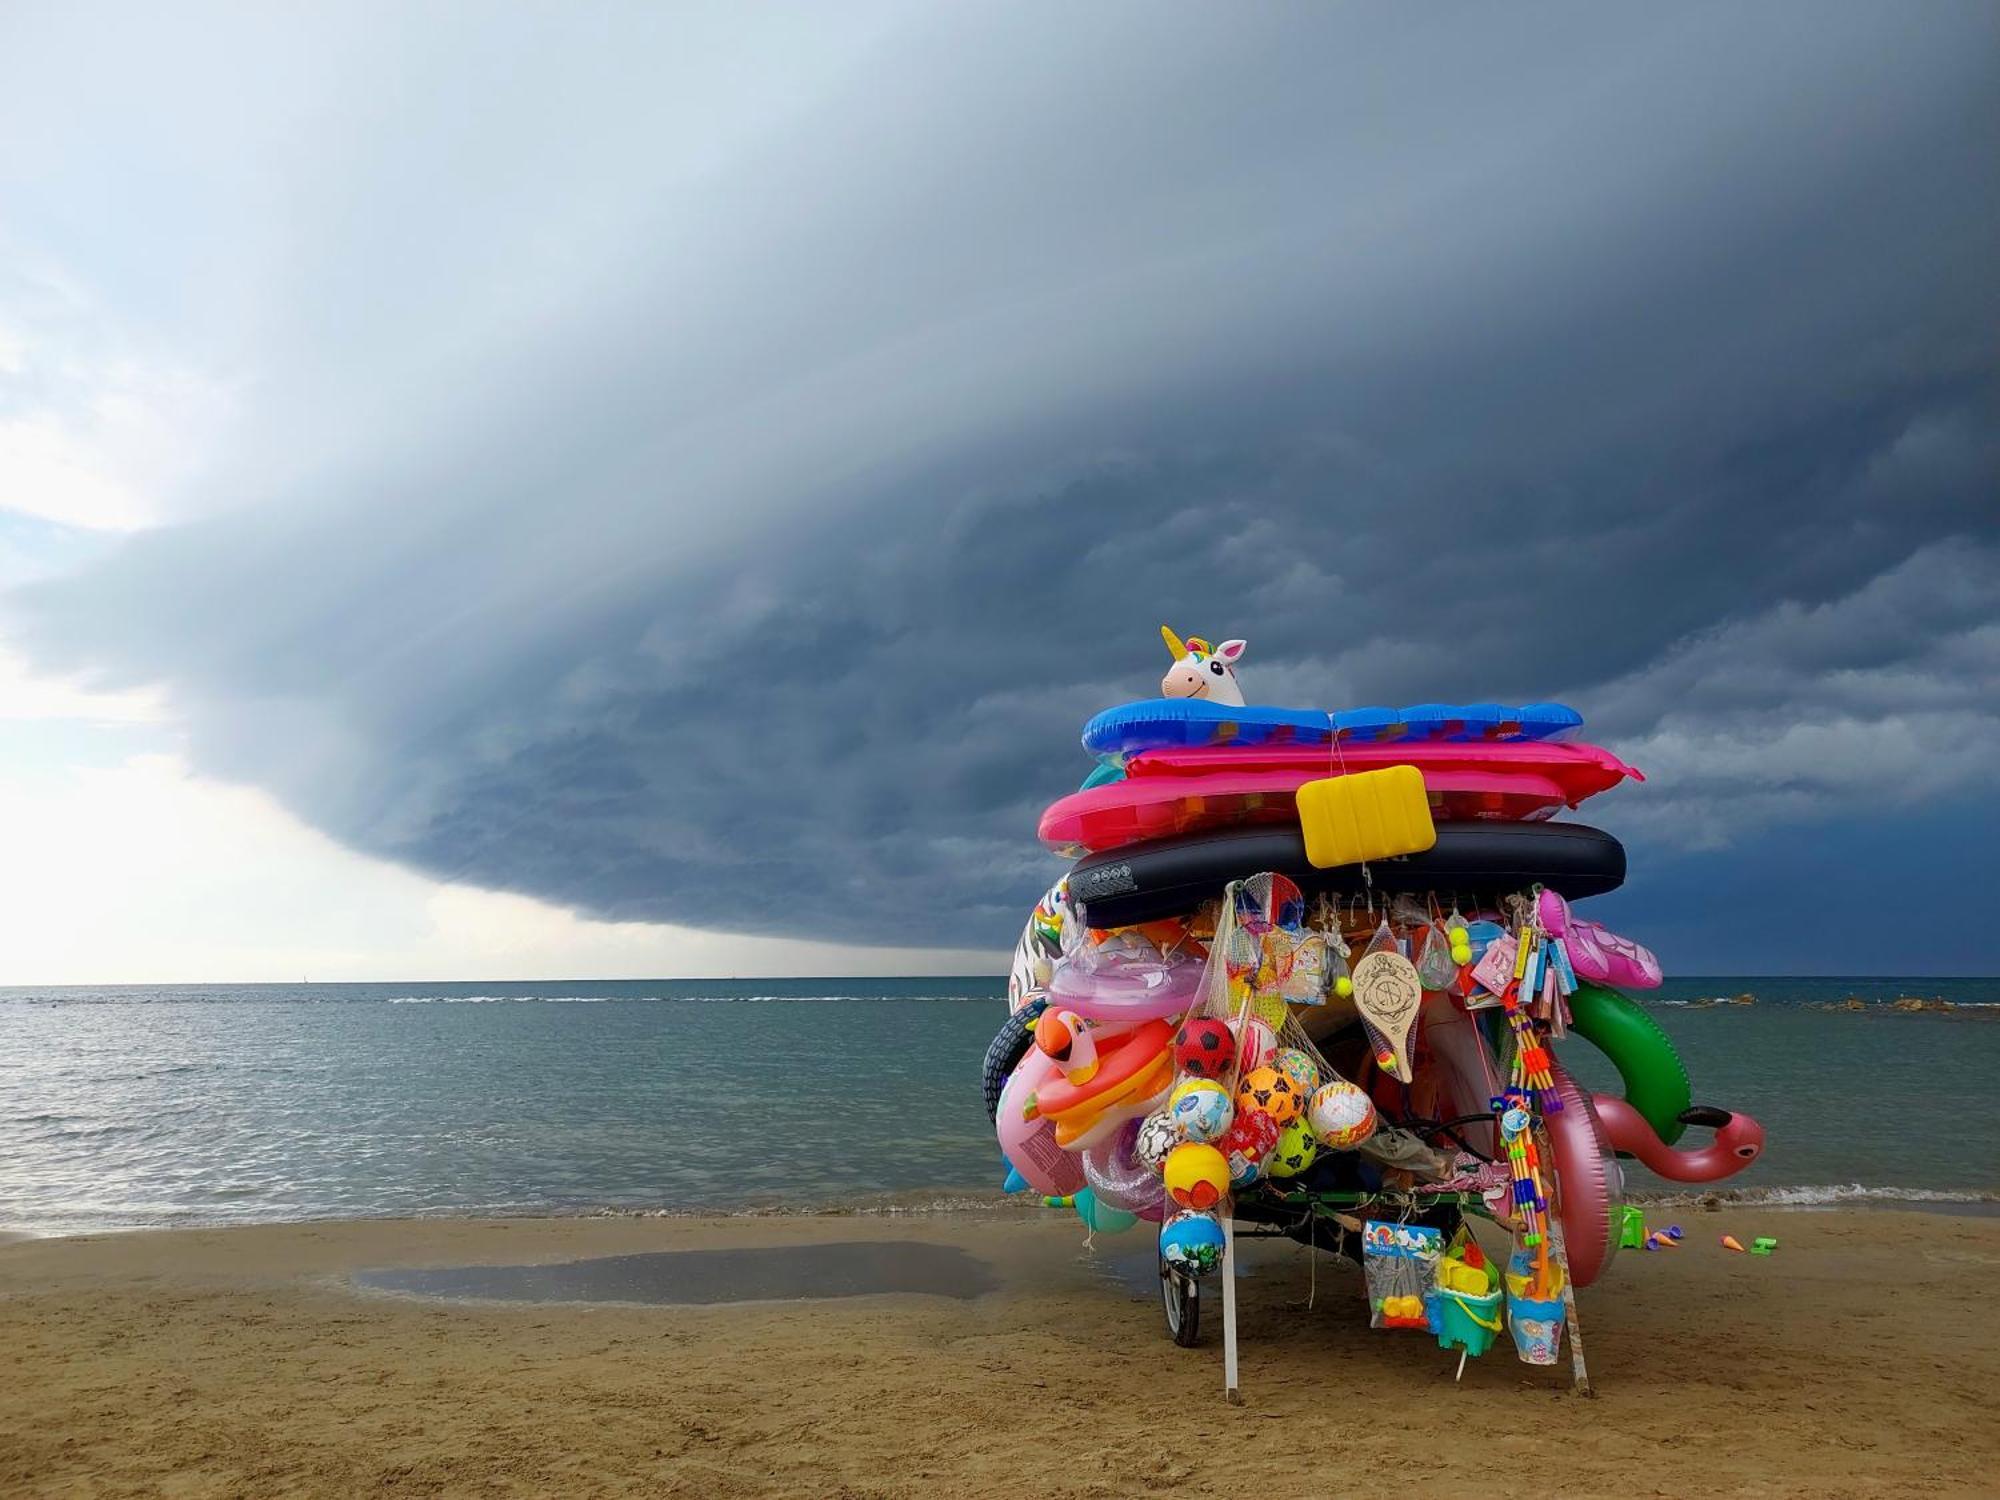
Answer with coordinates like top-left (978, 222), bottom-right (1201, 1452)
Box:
top-left (8, 2), bottom-right (1999, 960)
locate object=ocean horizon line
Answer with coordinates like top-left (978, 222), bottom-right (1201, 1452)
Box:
top-left (3, 970), bottom-right (1999, 993)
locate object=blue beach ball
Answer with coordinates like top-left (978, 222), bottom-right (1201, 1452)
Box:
top-left (1159, 1210), bottom-right (1226, 1277)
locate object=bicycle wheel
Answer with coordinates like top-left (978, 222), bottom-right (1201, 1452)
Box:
top-left (1159, 1248), bottom-right (1201, 1347)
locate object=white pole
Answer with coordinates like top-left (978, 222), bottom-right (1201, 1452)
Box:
top-left (1222, 1209), bottom-right (1241, 1403)
top-left (1549, 1214), bottom-right (1592, 1397)
top-left (1538, 1124), bottom-right (1593, 1397)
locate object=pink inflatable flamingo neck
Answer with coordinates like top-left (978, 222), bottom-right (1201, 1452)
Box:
top-left (1591, 1094), bottom-right (1765, 1182)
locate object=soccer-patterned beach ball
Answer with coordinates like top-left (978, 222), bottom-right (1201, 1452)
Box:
top-left (1168, 1079), bottom-right (1235, 1144)
top-left (1173, 1017), bottom-right (1237, 1079)
top-left (1134, 1110), bottom-right (1180, 1174)
top-left (1307, 1079), bottom-right (1378, 1149)
top-left (1235, 1065), bottom-right (1301, 1126)
top-left (1268, 1116), bottom-right (1320, 1178)
top-left (1159, 1210), bottom-right (1227, 1277)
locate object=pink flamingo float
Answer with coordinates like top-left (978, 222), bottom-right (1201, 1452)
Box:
top-left (1591, 1095), bottom-right (1766, 1181)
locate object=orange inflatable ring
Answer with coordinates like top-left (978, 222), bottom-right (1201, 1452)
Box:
top-left (1028, 1019), bottom-right (1174, 1120)
top-left (1051, 1054), bottom-right (1176, 1149)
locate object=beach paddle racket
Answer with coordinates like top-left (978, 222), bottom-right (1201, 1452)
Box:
top-left (1352, 949), bottom-right (1423, 1081)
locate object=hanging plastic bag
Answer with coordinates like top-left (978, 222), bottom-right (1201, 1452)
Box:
top-left (1416, 922), bottom-right (1457, 989)
top-left (1323, 902), bottom-right (1355, 1004)
top-left (1362, 1220), bottom-right (1443, 1330)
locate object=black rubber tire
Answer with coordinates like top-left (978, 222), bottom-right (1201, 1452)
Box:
top-left (1160, 1252), bottom-right (1201, 1346)
top-left (981, 997), bottom-right (1047, 1124)
top-left (1068, 820), bottom-right (1626, 929)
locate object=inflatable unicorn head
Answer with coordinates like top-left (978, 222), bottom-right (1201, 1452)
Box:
top-left (1160, 626), bottom-right (1247, 706)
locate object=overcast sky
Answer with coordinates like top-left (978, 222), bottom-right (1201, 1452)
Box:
top-left (2, 2), bottom-right (1995, 982)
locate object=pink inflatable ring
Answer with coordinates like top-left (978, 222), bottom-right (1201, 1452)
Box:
top-left (1046, 950), bottom-right (1204, 1021)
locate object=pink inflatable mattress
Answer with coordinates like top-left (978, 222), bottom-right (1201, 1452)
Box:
top-left (1041, 743), bottom-right (1640, 855)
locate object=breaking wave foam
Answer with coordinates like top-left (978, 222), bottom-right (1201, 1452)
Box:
top-left (380, 993), bottom-right (976, 1005)
top-left (1629, 1183), bottom-right (1999, 1209)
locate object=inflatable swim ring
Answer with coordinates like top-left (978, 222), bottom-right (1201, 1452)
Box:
top-left (1591, 1097), bottom-right (1765, 1183)
top-left (1082, 1116), bottom-right (1166, 1217)
top-left (1542, 1063), bottom-right (1621, 1289)
top-left (1008, 879), bottom-right (1071, 1010)
top-left (996, 1048), bottom-right (1085, 1198)
top-left (1052, 1066), bottom-right (1175, 1150)
top-left (1082, 699), bottom-right (1583, 762)
top-left (1564, 983), bottom-right (1691, 1146)
top-left (1067, 821), bottom-right (1627, 930)
top-left (1045, 947), bottom-right (1205, 1021)
top-left (1028, 1019), bottom-right (1175, 1122)
top-left (983, 995), bottom-right (1047, 1124)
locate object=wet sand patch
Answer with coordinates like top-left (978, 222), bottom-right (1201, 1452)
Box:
top-left (354, 1238), bottom-right (1000, 1304)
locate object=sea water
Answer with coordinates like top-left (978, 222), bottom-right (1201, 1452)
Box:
top-left (0, 977), bottom-right (1994, 1235)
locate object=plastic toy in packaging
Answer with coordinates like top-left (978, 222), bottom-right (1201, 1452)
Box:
top-left (1363, 1220), bottom-right (1444, 1330)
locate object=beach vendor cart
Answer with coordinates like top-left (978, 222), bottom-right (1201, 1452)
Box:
top-left (985, 631), bottom-right (1765, 1392)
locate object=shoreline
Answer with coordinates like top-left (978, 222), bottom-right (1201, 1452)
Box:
top-left (3, 1208), bottom-right (1996, 1497)
top-left (5, 1181), bottom-right (1997, 1245)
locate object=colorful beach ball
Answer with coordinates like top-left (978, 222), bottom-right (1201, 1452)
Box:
top-left (1268, 1116), bottom-right (1320, 1178)
top-left (1134, 1110), bottom-right (1180, 1174)
top-left (1173, 1017), bottom-right (1236, 1079)
top-left (1159, 1210), bottom-right (1226, 1278)
top-left (1274, 1046), bottom-right (1322, 1099)
top-left (1168, 1079), bottom-right (1234, 1144)
top-left (1163, 1143), bottom-right (1229, 1211)
top-left (1307, 1079), bottom-right (1378, 1149)
top-left (1220, 1108), bottom-right (1280, 1188)
top-left (1236, 1066), bottom-right (1300, 1126)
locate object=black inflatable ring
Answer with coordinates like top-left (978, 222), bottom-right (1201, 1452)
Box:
top-left (982, 996), bottom-right (1047, 1123)
top-left (1067, 820), bottom-right (1626, 930)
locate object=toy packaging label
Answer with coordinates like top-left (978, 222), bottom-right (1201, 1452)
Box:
top-left (1364, 1221), bottom-right (1444, 1260)
top-left (1469, 933), bottom-right (1517, 997)
top-left (1548, 936), bottom-right (1578, 994)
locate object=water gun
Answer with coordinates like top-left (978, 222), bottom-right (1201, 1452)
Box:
top-left (1494, 1088), bottom-right (1549, 1249)
top-left (1501, 924), bottom-right (1562, 1114)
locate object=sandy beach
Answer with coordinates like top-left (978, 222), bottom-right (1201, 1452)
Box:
top-left (1, 1208), bottom-right (1995, 1498)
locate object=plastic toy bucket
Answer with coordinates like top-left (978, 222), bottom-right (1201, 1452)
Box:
top-left (1431, 1288), bottom-right (1504, 1357)
top-left (1507, 1293), bottom-right (1566, 1365)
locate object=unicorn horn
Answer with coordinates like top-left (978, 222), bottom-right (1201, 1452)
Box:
top-left (1160, 624), bottom-right (1187, 660)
